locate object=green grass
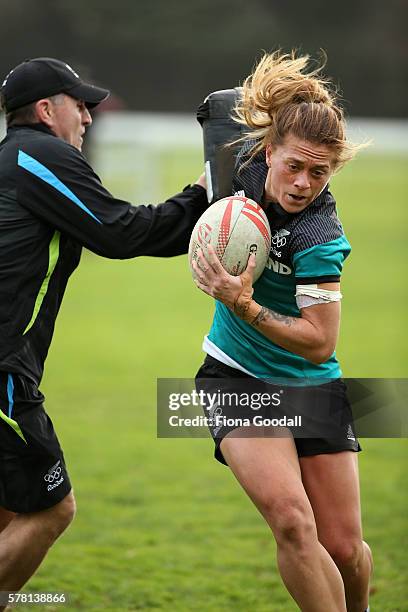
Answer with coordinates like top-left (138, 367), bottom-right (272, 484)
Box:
top-left (331, 155), bottom-right (408, 377)
top-left (16, 153), bottom-right (407, 611)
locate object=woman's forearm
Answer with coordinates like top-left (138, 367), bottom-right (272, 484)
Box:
top-left (248, 304), bottom-right (337, 364)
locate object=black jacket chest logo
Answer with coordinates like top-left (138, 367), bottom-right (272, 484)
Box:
top-left (270, 229), bottom-right (290, 259)
top-left (264, 229), bottom-right (293, 275)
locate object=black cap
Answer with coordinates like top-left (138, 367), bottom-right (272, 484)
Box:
top-left (1, 57), bottom-right (110, 112)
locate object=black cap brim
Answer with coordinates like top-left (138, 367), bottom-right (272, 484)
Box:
top-left (65, 82), bottom-right (110, 109)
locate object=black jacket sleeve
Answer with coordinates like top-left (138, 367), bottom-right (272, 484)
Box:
top-left (17, 136), bottom-right (208, 259)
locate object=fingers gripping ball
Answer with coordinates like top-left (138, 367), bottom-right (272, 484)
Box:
top-left (188, 196), bottom-right (271, 283)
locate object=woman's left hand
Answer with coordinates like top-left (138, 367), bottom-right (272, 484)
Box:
top-left (192, 244), bottom-right (256, 309)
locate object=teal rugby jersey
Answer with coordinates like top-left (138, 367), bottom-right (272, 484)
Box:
top-left (206, 144), bottom-right (351, 379)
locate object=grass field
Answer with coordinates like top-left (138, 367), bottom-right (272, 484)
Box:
top-left (16, 153), bottom-right (407, 611)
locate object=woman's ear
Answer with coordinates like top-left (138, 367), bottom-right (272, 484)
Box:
top-left (265, 144), bottom-right (272, 167)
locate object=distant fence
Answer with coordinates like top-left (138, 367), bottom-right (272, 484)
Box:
top-left (92, 113), bottom-right (408, 153)
top-left (1, 113), bottom-right (407, 202)
top-left (93, 114), bottom-right (408, 201)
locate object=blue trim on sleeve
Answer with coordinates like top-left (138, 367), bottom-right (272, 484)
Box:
top-left (18, 150), bottom-right (102, 225)
top-left (7, 374), bottom-right (14, 418)
top-left (293, 235), bottom-right (351, 278)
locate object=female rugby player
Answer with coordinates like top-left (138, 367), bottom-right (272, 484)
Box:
top-left (193, 52), bottom-right (372, 612)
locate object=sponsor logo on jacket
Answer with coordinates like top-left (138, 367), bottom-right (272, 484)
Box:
top-left (265, 258), bottom-right (292, 275)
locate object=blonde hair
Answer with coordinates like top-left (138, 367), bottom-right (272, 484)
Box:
top-left (234, 51), bottom-right (365, 170)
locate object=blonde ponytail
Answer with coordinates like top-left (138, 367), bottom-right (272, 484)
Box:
top-left (234, 51), bottom-right (365, 170)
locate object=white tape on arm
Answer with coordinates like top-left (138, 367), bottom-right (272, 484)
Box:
top-left (295, 284), bottom-right (342, 309)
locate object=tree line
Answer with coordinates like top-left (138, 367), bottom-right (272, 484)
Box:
top-left (0, 0), bottom-right (406, 117)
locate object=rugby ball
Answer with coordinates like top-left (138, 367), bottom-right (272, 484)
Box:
top-left (189, 196), bottom-right (271, 283)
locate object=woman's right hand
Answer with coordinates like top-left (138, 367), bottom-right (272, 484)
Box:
top-left (192, 245), bottom-right (256, 311)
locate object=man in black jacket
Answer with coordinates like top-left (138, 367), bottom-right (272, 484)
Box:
top-left (0, 57), bottom-right (206, 602)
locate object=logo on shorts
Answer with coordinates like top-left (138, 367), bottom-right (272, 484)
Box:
top-left (44, 460), bottom-right (64, 492)
top-left (209, 402), bottom-right (224, 436)
top-left (346, 424), bottom-right (356, 441)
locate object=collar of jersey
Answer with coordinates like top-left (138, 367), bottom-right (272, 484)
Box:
top-left (8, 123), bottom-right (55, 137)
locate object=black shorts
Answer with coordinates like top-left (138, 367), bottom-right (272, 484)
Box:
top-left (195, 356), bottom-right (361, 465)
top-left (0, 372), bottom-right (71, 513)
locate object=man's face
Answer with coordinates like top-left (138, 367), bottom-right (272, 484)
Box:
top-left (48, 94), bottom-right (92, 151)
top-left (264, 134), bottom-right (335, 213)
